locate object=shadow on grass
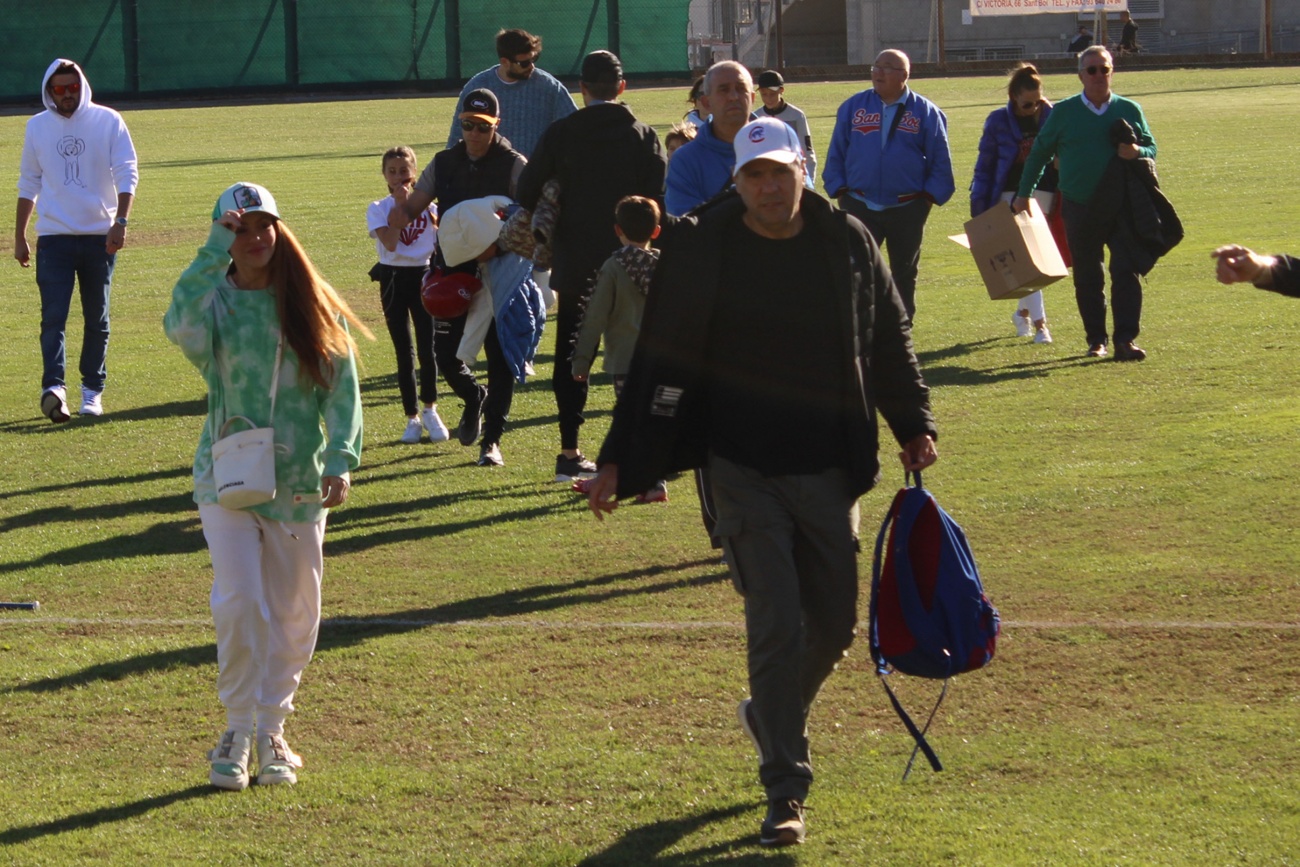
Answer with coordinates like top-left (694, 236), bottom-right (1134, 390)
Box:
top-left (0, 784), bottom-right (218, 846)
top-left (577, 802), bottom-right (794, 866)
top-left (0, 397), bottom-right (206, 434)
top-left (917, 337), bottom-right (1093, 386)
top-left (2, 558), bottom-right (726, 695)
top-left (0, 465), bottom-right (193, 502)
top-left (0, 517), bottom-right (206, 575)
top-left (0, 492), bottom-right (196, 533)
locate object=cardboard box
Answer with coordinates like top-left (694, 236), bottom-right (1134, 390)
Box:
top-left (960, 200), bottom-right (1069, 300)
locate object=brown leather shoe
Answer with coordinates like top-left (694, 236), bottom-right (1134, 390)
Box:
top-left (1086, 344), bottom-right (1107, 358)
top-left (1114, 341), bottom-right (1147, 362)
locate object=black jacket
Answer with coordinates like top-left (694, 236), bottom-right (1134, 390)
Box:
top-left (432, 134), bottom-right (523, 213)
top-left (517, 102), bottom-right (666, 294)
top-left (1082, 120), bottom-right (1183, 275)
top-left (597, 192), bottom-right (936, 499)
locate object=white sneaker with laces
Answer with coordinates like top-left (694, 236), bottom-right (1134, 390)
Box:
top-left (1011, 310), bottom-right (1032, 338)
top-left (208, 729), bottom-right (253, 791)
top-left (1034, 326), bottom-right (1053, 344)
top-left (41, 386), bottom-right (70, 423)
top-left (421, 407), bottom-right (450, 442)
top-left (80, 386), bottom-right (103, 416)
top-left (256, 732), bottom-right (303, 786)
top-left (400, 417), bottom-right (424, 444)
top-left (737, 698), bottom-right (766, 765)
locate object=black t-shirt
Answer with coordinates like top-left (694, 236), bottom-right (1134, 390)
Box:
top-left (704, 218), bottom-right (851, 475)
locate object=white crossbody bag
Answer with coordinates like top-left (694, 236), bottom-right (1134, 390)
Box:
top-left (211, 337), bottom-right (285, 510)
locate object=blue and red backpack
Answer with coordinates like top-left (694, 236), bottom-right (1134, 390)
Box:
top-left (869, 472), bottom-right (1000, 778)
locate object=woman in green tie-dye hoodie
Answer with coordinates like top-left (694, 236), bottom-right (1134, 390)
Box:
top-left (164, 182), bottom-right (369, 792)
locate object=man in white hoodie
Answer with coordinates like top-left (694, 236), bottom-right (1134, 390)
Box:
top-left (15, 59), bottom-right (138, 422)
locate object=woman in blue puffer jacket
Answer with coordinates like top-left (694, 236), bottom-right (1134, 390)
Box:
top-left (971, 63), bottom-right (1060, 344)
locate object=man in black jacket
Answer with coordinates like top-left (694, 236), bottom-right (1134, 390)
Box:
top-left (516, 50), bottom-right (666, 483)
top-left (586, 117), bottom-right (937, 847)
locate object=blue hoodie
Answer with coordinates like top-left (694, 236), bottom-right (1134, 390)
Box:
top-left (823, 87), bottom-right (955, 208)
top-left (664, 121), bottom-right (736, 217)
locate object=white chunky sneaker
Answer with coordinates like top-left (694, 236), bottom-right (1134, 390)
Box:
top-left (1011, 310), bottom-right (1032, 338)
top-left (41, 386), bottom-right (70, 423)
top-left (208, 729), bottom-right (253, 791)
top-left (421, 407), bottom-right (450, 442)
top-left (256, 732), bottom-right (303, 786)
top-left (400, 417), bottom-right (424, 444)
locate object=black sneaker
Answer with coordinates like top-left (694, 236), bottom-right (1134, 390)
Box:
top-left (477, 442), bottom-right (504, 467)
top-left (457, 386), bottom-right (486, 446)
top-left (760, 798), bottom-right (806, 847)
top-left (554, 452), bottom-right (597, 482)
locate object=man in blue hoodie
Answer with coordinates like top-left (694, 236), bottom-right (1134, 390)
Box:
top-left (824, 49), bottom-right (953, 318)
top-left (664, 61), bottom-right (754, 216)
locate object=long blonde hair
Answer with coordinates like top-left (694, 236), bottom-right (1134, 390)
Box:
top-left (268, 222), bottom-right (373, 389)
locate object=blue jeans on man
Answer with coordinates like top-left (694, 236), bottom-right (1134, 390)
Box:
top-left (36, 234), bottom-right (114, 393)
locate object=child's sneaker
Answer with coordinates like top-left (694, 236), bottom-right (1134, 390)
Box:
top-left (208, 729), bottom-right (253, 791)
top-left (1033, 325), bottom-right (1053, 344)
top-left (400, 417), bottom-right (424, 444)
top-left (421, 407), bottom-right (450, 442)
top-left (256, 732), bottom-right (303, 786)
top-left (636, 481), bottom-right (668, 504)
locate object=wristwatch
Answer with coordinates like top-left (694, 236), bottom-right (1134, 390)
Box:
top-left (114, 217), bottom-right (129, 227)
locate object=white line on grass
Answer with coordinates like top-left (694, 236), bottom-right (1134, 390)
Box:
top-left (1, 618), bottom-right (1298, 630)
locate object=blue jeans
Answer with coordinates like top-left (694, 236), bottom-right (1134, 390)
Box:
top-left (36, 234), bottom-right (115, 392)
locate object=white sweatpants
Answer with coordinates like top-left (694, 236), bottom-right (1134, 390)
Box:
top-left (1000, 189), bottom-right (1056, 323)
top-left (198, 504), bottom-right (327, 736)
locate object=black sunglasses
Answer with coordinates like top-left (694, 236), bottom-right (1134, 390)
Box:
top-left (460, 119), bottom-right (495, 133)
top-left (513, 56), bottom-right (536, 68)
top-left (1084, 65), bottom-right (1112, 75)
top-left (1017, 99), bottom-right (1041, 111)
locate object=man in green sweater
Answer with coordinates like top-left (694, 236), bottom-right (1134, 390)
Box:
top-left (1013, 45), bottom-right (1157, 361)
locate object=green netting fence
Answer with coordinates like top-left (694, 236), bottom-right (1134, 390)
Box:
top-left (0, 0), bottom-right (692, 103)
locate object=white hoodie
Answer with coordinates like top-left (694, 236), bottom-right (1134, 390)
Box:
top-left (17, 59), bottom-right (139, 236)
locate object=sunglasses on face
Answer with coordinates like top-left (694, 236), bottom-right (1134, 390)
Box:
top-left (1084, 65), bottom-right (1112, 76)
top-left (512, 56), bottom-right (536, 68)
top-left (460, 119), bottom-right (495, 133)
top-left (49, 81), bottom-right (81, 96)
top-left (1018, 99), bottom-right (1041, 111)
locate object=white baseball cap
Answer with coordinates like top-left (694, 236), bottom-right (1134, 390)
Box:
top-left (212, 182), bottom-right (280, 221)
top-left (732, 117), bottom-right (804, 176)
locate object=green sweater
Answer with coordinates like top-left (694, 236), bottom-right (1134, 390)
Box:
top-left (163, 223), bottom-right (363, 523)
top-left (1018, 92), bottom-right (1156, 205)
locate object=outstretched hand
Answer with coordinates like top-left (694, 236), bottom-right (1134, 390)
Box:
top-left (1211, 245), bottom-right (1274, 287)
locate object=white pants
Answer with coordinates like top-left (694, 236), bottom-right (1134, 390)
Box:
top-left (199, 504), bottom-right (326, 735)
top-left (1000, 190), bottom-right (1055, 323)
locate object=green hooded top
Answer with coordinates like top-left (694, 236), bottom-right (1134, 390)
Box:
top-left (164, 222), bottom-right (363, 523)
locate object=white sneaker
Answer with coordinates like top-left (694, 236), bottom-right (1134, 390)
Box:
top-left (1011, 310), bottom-right (1032, 338)
top-left (208, 729), bottom-right (253, 791)
top-left (40, 386), bottom-right (70, 423)
top-left (737, 698), bottom-right (767, 765)
top-left (400, 417), bottom-right (424, 444)
top-left (80, 386), bottom-right (103, 416)
top-left (1034, 326), bottom-right (1053, 344)
top-left (256, 732), bottom-right (303, 786)
top-left (420, 407), bottom-right (450, 442)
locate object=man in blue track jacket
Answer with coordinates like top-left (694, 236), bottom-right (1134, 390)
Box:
top-left (823, 49), bottom-right (954, 318)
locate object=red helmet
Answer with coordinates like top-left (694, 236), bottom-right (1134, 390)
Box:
top-left (420, 268), bottom-right (481, 319)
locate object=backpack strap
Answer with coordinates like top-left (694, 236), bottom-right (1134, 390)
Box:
top-left (877, 674), bottom-right (946, 780)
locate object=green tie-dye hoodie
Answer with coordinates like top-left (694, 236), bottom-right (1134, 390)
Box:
top-left (164, 222), bottom-right (363, 522)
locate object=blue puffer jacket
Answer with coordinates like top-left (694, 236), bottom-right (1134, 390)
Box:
top-left (970, 101), bottom-right (1058, 217)
top-left (483, 251), bottom-right (546, 383)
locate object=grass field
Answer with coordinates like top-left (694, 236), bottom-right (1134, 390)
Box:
top-left (1, 65), bottom-right (1299, 865)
